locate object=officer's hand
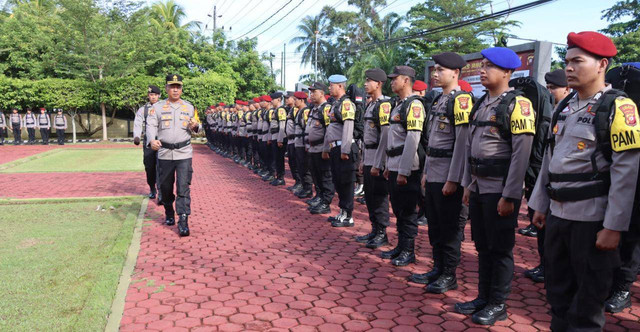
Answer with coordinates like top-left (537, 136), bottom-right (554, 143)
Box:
top-left (383, 169), bottom-right (389, 179)
top-left (150, 140), bottom-right (161, 151)
top-left (371, 167), bottom-right (380, 177)
top-left (358, 164), bottom-right (363, 174)
top-left (189, 118), bottom-right (199, 131)
top-left (397, 174), bottom-right (407, 186)
top-left (267, 140), bottom-right (271, 145)
top-left (421, 174), bottom-right (426, 189)
top-left (442, 181), bottom-right (457, 196)
top-left (463, 188), bottom-right (470, 206)
top-left (341, 153), bottom-right (349, 160)
top-left (497, 197), bottom-right (514, 217)
top-left (322, 152), bottom-right (329, 160)
top-left (532, 211), bottom-right (546, 229)
top-left (596, 228), bottom-right (621, 251)
top-left (133, 137), bottom-right (140, 146)
top-left (277, 142), bottom-right (283, 148)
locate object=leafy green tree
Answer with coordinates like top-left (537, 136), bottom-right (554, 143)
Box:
top-left (601, 0), bottom-right (640, 63)
top-left (150, 0), bottom-right (200, 31)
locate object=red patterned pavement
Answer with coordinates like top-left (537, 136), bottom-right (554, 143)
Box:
top-left (119, 145), bottom-right (640, 332)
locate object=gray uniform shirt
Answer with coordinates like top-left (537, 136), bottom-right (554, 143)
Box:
top-left (9, 114), bottom-right (21, 129)
top-left (424, 89), bottom-right (472, 183)
top-left (461, 90), bottom-right (535, 200)
top-left (363, 96), bottom-right (390, 166)
top-left (294, 107), bottom-right (310, 148)
top-left (133, 103), bottom-right (154, 144)
top-left (285, 107), bottom-right (297, 144)
top-left (37, 113), bottom-right (51, 129)
top-left (237, 111), bottom-right (247, 136)
top-left (529, 86), bottom-right (640, 231)
top-left (386, 96), bottom-right (425, 176)
top-left (307, 103), bottom-right (331, 153)
top-left (146, 99), bottom-right (198, 161)
top-left (0, 112), bottom-right (5, 128)
top-left (23, 113), bottom-right (36, 128)
top-left (53, 114), bottom-right (67, 130)
top-left (251, 111), bottom-right (259, 138)
top-left (256, 110), bottom-right (264, 141)
top-left (261, 109), bottom-right (271, 141)
top-left (323, 97), bottom-right (356, 155)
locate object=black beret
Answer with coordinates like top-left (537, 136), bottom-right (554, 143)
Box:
top-left (388, 66), bottom-right (415, 79)
top-left (432, 52), bottom-right (467, 69)
top-left (270, 92), bottom-right (283, 99)
top-left (365, 68), bottom-right (387, 82)
top-left (166, 74), bottom-right (183, 85)
top-left (308, 82), bottom-right (327, 92)
top-left (285, 91), bottom-right (295, 98)
top-left (148, 85), bottom-right (161, 94)
top-left (544, 69), bottom-right (568, 87)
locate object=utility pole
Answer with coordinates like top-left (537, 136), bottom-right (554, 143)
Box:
top-left (283, 44), bottom-right (286, 90)
top-left (281, 51), bottom-right (284, 88)
top-left (213, 6), bottom-right (217, 30)
top-left (314, 31), bottom-right (318, 81)
top-left (269, 53), bottom-right (275, 81)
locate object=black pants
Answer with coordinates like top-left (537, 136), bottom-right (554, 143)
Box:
top-left (287, 143), bottom-right (300, 183)
top-left (143, 146), bottom-right (158, 192)
top-left (354, 143), bottom-right (363, 185)
top-left (56, 129), bottom-right (65, 145)
top-left (271, 140), bottom-right (286, 177)
top-left (363, 165), bottom-right (389, 228)
top-left (545, 215), bottom-right (621, 331)
top-left (295, 147), bottom-right (313, 190)
top-left (426, 182), bottom-right (464, 271)
top-left (330, 146), bottom-right (356, 213)
top-left (0, 127), bottom-right (4, 144)
top-left (469, 191), bottom-right (519, 304)
top-left (252, 138), bottom-right (260, 166)
top-left (40, 128), bottom-right (49, 144)
top-left (12, 126), bottom-right (21, 143)
top-left (309, 152), bottom-right (334, 204)
top-left (261, 141), bottom-right (274, 173)
top-left (158, 158), bottom-right (193, 216)
top-left (27, 128), bottom-right (35, 143)
top-left (613, 234), bottom-right (640, 292)
top-left (245, 137), bottom-right (253, 164)
top-left (388, 171), bottom-right (421, 241)
top-left (238, 136), bottom-right (246, 159)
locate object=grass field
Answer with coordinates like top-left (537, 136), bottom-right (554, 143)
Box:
top-left (0, 197), bottom-right (143, 331)
top-left (0, 148), bottom-right (143, 173)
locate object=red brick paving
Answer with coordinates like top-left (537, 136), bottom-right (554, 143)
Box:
top-left (120, 145), bottom-right (640, 331)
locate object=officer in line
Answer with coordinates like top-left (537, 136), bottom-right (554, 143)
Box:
top-left (23, 108), bottom-right (37, 144)
top-left (251, 97), bottom-right (262, 171)
top-left (235, 100), bottom-right (247, 164)
top-left (356, 68), bottom-right (391, 249)
top-left (323, 74), bottom-right (357, 227)
top-left (9, 108), bottom-right (21, 145)
top-left (411, 52), bottom-right (471, 294)
top-left (255, 97), bottom-right (266, 174)
top-left (458, 47), bottom-right (535, 325)
top-left (0, 109), bottom-right (5, 145)
top-left (205, 106), bottom-right (216, 149)
top-left (529, 32), bottom-right (640, 331)
top-left (379, 66), bottom-right (425, 267)
top-left (271, 92), bottom-right (287, 186)
top-left (307, 82), bottom-right (335, 215)
top-left (133, 85), bottom-right (162, 200)
top-left (36, 108), bottom-right (51, 144)
top-left (412, 79), bottom-right (429, 227)
top-left (293, 91), bottom-right (313, 198)
top-left (244, 100), bottom-right (254, 168)
top-left (147, 74), bottom-right (200, 237)
top-left (53, 109), bottom-right (67, 145)
top-left (284, 91), bottom-right (302, 192)
top-left (260, 95), bottom-right (275, 181)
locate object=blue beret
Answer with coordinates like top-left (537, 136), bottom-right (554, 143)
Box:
top-left (328, 74), bottom-right (348, 83)
top-left (481, 47), bottom-right (521, 70)
top-left (623, 62), bottom-right (640, 70)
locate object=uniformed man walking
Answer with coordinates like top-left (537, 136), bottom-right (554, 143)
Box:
top-left (134, 85), bottom-right (162, 200)
top-left (147, 74), bottom-right (200, 237)
top-left (529, 32), bottom-right (640, 331)
top-left (8, 108), bottom-right (21, 145)
top-left (379, 66), bottom-right (425, 266)
top-left (36, 108), bottom-right (51, 145)
top-left (356, 68), bottom-right (391, 248)
top-left (457, 47), bottom-right (535, 325)
top-left (53, 109), bottom-right (67, 145)
top-left (23, 108), bottom-right (37, 144)
top-left (307, 82), bottom-right (335, 215)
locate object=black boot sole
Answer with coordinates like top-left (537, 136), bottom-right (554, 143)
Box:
top-left (391, 257), bottom-right (416, 266)
top-left (426, 282), bottom-right (458, 294)
top-left (471, 312), bottom-right (507, 325)
top-left (365, 239), bottom-right (389, 249)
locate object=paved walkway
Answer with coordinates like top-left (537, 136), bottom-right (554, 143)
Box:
top-left (118, 145), bottom-right (640, 332)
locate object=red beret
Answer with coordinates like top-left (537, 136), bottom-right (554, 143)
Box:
top-left (236, 100), bottom-right (248, 106)
top-left (567, 31), bottom-right (617, 58)
top-left (293, 91), bottom-right (308, 99)
top-left (325, 95), bottom-right (330, 100)
top-left (218, 102), bottom-right (225, 106)
top-left (412, 80), bottom-right (428, 91)
top-left (253, 97), bottom-right (261, 103)
top-left (261, 95), bottom-right (272, 102)
top-left (458, 80), bottom-right (472, 92)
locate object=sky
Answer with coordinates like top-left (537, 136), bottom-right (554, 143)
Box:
top-left (164, 0), bottom-right (616, 91)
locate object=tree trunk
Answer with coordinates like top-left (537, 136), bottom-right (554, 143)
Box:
top-left (99, 67), bottom-right (108, 141)
top-left (70, 112), bottom-right (77, 144)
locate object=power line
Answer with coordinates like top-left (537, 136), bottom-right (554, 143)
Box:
top-left (232, 0), bottom-right (294, 41)
top-left (246, 0), bottom-right (307, 40)
top-left (258, 0), bottom-right (320, 48)
top-left (224, 0), bottom-right (260, 29)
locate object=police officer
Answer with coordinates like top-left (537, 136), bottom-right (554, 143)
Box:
top-left (323, 75), bottom-right (357, 227)
top-left (9, 108), bottom-right (21, 145)
top-left (457, 47), bottom-right (535, 325)
top-left (251, 98), bottom-right (262, 171)
top-left (0, 109), bottom-right (5, 145)
top-left (53, 109), bottom-right (67, 145)
top-left (307, 82), bottom-right (335, 215)
top-left (356, 68), bottom-right (391, 248)
top-left (411, 52), bottom-right (471, 294)
top-left (36, 108), bottom-right (51, 144)
top-left (23, 108), bottom-right (37, 144)
top-left (529, 32), bottom-right (640, 331)
top-left (412, 79), bottom-right (429, 227)
top-left (284, 92), bottom-right (301, 191)
top-left (293, 91), bottom-right (313, 198)
top-left (134, 85), bottom-right (162, 200)
top-left (379, 66), bottom-right (425, 266)
top-left (147, 74), bottom-right (200, 237)
top-left (260, 95), bottom-right (275, 181)
top-left (270, 92), bottom-right (287, 186)
top-left (244, 101), bottom-right (254, 168)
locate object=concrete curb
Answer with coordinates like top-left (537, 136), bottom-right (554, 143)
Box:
top-left (105, 197), bottom-right (149, 332)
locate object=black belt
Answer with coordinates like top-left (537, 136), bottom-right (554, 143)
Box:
top-left (469, 157), bottom-right (510, 177)
top-left (294, 134), bottom-right (305, 138)
top-left (546, 182), bottom-right (610, 202)
top-left (549, 171), bottom-right (610, 182)
top-left (160, 140), bottom-right (191, 150)
top-left (270, 128), bottom-right (279, 134)
top-left (471, 120), bottom-right (499, 127)
top-left (365, 143), bottom-right (379, 149)
top-left (310, 138), bottom-right (324, 146)
top-left (386, 146), bottom-right (404, 157)
top-left (287, 135), bottom-right (295, 140)
top-left (426, 147), bottom-right (453, 158)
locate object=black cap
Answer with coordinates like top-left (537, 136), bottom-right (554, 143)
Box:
top-left (432, 52), bottom-right (467, 69)
top-left (544, 69), bottom-right (568, 87)
top-left (365, 68), bottom-right (387, 82)
top-left (285, 91), bottom-right (295, 98)
top-left (270, 92), bottom-right (283, 99)
top-left (387, 66), bottom-right (415, 79)
top-left (308, 81), bottom-right (327, 92)
top-left (148, 85), bottom-right (161, 94)
top-left (166, 74), bottom-right (183, 85)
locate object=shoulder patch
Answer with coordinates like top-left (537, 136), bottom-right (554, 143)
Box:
top-left (454, 94), bottom-right (472, 125)
top-left (323, 105), bottom-right (332, 126)
top-left (379, 101), bottom-right (391, 126)
top-left (303, 109), bottom-right (310, 123)
top-left (278, 107), bottom-right (287, 121)
top-left (406, 100), bottom-right (425, 131)
top-left (341, 101), bottom-right (356, 121)
top-left (611, 98), bottom-right (640, 152)
top-left (510, 96), bottom-right (536, 135)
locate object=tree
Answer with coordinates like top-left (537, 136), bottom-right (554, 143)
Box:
top-left (601, 0), bottom-right (640, 64)
top-left (290, 14), bottom-right (331, 68)
top-left (150, 0), bottom-right (200, 31)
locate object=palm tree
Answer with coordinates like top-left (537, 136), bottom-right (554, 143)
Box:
top-left (289, 14), bottom-right (331, 67)
top-left (150, 0), bottom-right (200, 31)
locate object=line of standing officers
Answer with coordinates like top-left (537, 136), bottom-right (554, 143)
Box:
top-left (0, 107), bottom-right (67, 145)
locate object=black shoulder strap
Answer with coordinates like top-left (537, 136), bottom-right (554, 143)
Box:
top-left (395, 95), bottom-right (422, 126)
top-left (469, 93), bottom-right (487, 124)
top-left (594, 89), bottom-right (627, 162)
top-left (494, 90), bottom-right (522, 141)
top-left (548, 92), bottom-right (576, 153)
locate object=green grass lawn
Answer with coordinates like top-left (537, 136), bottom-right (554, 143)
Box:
top-left (0, 197), bottom-right (142, 331)
top-left (0, 148), bottom-right (144, 173)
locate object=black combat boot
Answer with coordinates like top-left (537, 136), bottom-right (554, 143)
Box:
top-left (355, 224), bottom-right (377, 243)
top-left (306, 196), bottom-right (320, 205)
top-left (309, 202), bottom-right (331, 215)
top-left (454, 297), bottom-right (487, 315)
top-left (178, 214), bottom-right (190, 237)
top-left (471, 303), bottom-right (507, 325)
top-left (148, 187), bottom-right (157, 199)
top-left (365, 227), bottom-right (388, 249)
top-left (331, 211), bottom-right (354, 227)
top-left (391, 238), bottom-right (416, 266)
top-left (524, 264), bottom-right (544, 283)
top-left (165, 211), bottom-right (175, 226)
top-left (380, 238), bottom-right (403, 260)
top-left (426, 268), bottom-right (458, 294)
top-left (605, 290), bottom-right (632, 313)
top-left (408, 263), bottom-right (441, 285)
